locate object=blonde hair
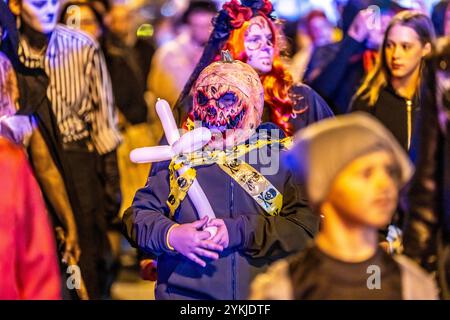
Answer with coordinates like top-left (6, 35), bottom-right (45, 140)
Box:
top-left (356, 11), bottom-right (436, 107)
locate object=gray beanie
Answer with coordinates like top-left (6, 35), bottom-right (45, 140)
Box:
top-left (285, 112), bottom-right (414, 209)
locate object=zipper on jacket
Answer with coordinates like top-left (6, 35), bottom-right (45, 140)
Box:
top-left (230, 178), bottom-right (236, 300)
top-left (406, 100), bottom-right (412, 150)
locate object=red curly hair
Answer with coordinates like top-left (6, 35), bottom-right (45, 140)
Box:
top-left (221, 15), bottom-right (295, 135)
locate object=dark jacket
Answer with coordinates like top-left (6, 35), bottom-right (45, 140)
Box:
top-left (287, 84), bottom-right (335, 131)
top-left (403, 96), bottom-right (449, 272)
top-left (304, 43), bottom-right (340, 84)
top-left (261, 84), bottom-right (334, 134)
top-left (122, 124), bottom-right (319, 300)
top-left (350, 85), bottom-right (420, 155)
top-left (309, 35), bottom-right (366, 115)
top-left (104, 34), bottom-right (154, 125)
top-left (403, 52), bottom-right (450, 296)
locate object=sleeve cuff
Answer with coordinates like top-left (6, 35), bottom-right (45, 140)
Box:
top-left (223, 217), bottom-right (246, 249)
top-left (165, 224), bottom-right (179, 251)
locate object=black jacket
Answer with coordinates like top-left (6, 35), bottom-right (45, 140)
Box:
top-left (403, 75), bottom-right (450, 272)
top-left (309, 35), bottom-right (366, 115)
top-left (261, 84), bottom-right (335, 133)
top-left (122, 124), bottom-right (319, 299)
top-left (350, 85), bottom-right (420, 155)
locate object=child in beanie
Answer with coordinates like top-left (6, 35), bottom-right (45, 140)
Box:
top-left (250, 112), bottom-right (438, 300)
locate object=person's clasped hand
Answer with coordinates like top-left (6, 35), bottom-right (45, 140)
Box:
top-left (168, 216), bottom-right (224, 267)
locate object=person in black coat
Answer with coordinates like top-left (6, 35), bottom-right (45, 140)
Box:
top-left (403, 39), bottom-right (450, 299)
top-left (350, 11), bottom-right (435, 154)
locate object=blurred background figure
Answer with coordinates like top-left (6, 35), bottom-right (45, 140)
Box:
top-left (308, 0), bottom-right (406, 114)
top-left (287, 19), bottom-right (314, 83)
top-left (146, 0), bottom-right (217, 114)
top-left (431, 0), bottom-right (450, 39)
top-left (61, 0), bottom-right (106, 40)
top-left (403, 39), bottom-right (450, 299)
top-left (61, 1), bottom-right (157, 298)
top-left (302, 9), bottom-right (341, 83)
top-left (307, 9), bottom-right (336, 48)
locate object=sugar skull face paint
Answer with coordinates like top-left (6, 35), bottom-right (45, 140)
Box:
top-left (244, 16), bottom-right (274, 74)
top-left (190, 58), bottom-right (264, 149)
top-left (21, 0), bottom-right (60, 34)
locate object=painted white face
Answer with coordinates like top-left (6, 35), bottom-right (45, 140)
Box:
top-left (244, 16), bottom-right (274, 74)
top-left (21, 0), bottom-right (60, 34)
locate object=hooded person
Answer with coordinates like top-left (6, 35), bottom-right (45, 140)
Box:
top-left (250, 112), bottom-right (438, 300)
top-left (173, 0), bottom-right (334, 136)
top-left (122, 54), bottom-right (319, 300)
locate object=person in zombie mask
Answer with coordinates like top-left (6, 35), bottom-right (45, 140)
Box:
top-left (186, 51), bottom-right (264, 149)
top-left (6, 0), bottom-right (122, 299)
top-left (173, 0), bottom-right (334, 136)
top-left (122, 55), bottom-right (319, 300)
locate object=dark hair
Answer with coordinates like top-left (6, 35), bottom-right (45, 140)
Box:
top-left (356, 10), bottom-right (436, 106)
top-left (181, 0), bottom-right (217, 24)
top-left (431, 0), bottom-right (450, 37)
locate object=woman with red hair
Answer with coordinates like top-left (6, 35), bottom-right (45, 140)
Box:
top-left (174, 0), bottom-right (333, 136)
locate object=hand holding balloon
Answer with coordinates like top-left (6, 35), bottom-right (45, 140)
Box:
top-left (130, 99), bottom-right (218, 238)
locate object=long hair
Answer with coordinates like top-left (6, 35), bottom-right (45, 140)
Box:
top-left (222, 14), bottom-right (295, 135)
top-left (355, 11), bottom-right (436, 107)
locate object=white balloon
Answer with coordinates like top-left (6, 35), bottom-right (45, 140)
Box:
top-left (130, 146), bottom-right (174, 163)
top-left (187, 180), bottom-right (218, 238)
top-left (172, 127), bottom-right (212, 155)
top-left (131, 98), bottom-right (217, 239)
top-left (156, 99), bottom-right (180, 145)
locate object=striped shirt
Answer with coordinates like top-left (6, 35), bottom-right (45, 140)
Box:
top-left (18, 24), bottom-right (122, 154)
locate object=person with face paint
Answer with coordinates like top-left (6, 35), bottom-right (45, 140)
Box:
top-left (123, 54), bottom-right (319, 300)
top-left (350, 11), bottom-right (435, 153)
top-left (250, 113), bottom-right (438, 300)
top-left (173, 0), bottom-right (334, 137)
top-left (7, 0), bottom-right (122, 299)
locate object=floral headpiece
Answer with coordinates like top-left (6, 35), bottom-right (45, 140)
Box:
top-left (174, 0), bottom-right (276, 124)
top-left (212, 0), bottom-right (275, 41)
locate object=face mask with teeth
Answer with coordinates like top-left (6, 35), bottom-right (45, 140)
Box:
top-left (189, 53), bottom-right (264, 149)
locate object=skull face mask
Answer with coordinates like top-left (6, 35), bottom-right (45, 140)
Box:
top-left (190, 55), bottom-right (264, 149)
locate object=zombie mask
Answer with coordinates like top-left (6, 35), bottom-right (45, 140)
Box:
top-left (21, 0), bottom-right (60, 34)
top-left (190, 52), bottom-right (264, 149)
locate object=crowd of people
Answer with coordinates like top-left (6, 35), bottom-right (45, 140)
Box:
top-left (0, 0), bottom-right (449, 300)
